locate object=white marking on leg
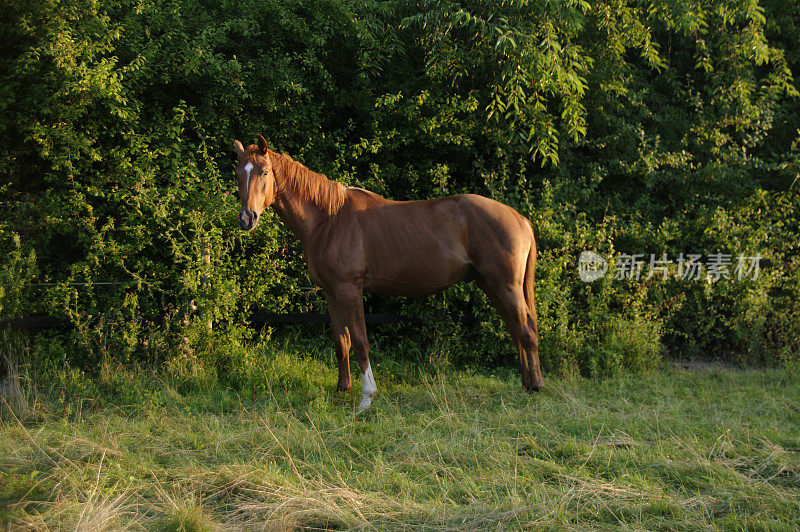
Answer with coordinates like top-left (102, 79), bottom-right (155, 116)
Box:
top-left (358, 363), bottom-right (377, 410)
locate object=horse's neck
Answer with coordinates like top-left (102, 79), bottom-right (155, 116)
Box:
top-left (270, 158), bottom-right (329, 243)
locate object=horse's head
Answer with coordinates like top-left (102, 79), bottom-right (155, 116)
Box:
top-left (233, 135), bottom-right (275, 231)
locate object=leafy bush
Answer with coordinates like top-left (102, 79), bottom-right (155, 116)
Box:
top-left (0, 0), bottom-right (798, 382)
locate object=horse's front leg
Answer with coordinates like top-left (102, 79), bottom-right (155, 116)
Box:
top-left (325, 291), bottom-right (352, 392)
top-left (329, 283), bottom-right (376, 410)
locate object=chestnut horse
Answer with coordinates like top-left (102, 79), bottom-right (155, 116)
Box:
top-left (234, 135), bottom-right (542, 409)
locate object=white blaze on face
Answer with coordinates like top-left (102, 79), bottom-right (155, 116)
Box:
top-left (240, 162), bottom-right (255, 222)
top-left (243, 162), bottom-right (254, 191)
top-left (358, 363), bottom-right (377, 410)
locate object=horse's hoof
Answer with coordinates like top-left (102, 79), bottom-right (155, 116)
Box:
top-left (357, 393), bottom-right (376, 411)
top-left (525, 380), bottom-right (544, 393)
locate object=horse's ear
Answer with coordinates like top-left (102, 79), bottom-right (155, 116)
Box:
top-left (257, 135), bottom-right (269, 155)
top-left (234, 140), bottom-right (245, 157)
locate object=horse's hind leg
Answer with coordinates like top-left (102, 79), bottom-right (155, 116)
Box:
top-left (477, 279), bottom-right (543, 392)
top-left (330, 283), bottom-right (376, 410)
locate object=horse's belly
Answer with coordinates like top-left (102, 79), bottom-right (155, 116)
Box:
top-left (362, 243), bottom-right (470, 296)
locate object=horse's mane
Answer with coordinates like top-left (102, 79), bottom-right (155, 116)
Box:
top-left (249, 147), bottom-right (346, 215)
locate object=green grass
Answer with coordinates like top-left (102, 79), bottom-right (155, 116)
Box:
top-left (1, 352), bottom-right (799, 530)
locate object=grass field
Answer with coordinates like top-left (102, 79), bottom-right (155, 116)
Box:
top-left (1, 353), bottom-right (799, 530)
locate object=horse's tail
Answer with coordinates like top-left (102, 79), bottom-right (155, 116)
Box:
top-left (522, 218), bottom-right (543, 392)
top-left (523, 221), bottom-right (537, 320)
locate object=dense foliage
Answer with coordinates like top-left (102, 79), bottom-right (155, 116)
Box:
top-left (1, 0), bottom-right (798, 384)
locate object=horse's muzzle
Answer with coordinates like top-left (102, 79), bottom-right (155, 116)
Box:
top-left (238, 208), bottom-right (259, 231)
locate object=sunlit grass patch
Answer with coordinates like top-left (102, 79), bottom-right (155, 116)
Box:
top-left (1, 360), bottom-right (798, 529)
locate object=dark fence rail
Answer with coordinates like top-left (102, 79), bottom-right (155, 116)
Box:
top-left (0, 316), bottom-right (72, 329)
top-left (0, 313), bottom-right (417, 329)
top-left (250, 313), bottom-right (413, 325)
